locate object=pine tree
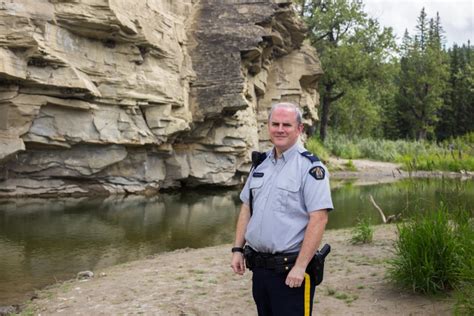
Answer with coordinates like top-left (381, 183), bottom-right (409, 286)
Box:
top-left (395, 8), bottom-right (449, 140)
top-left (436, 42), bottom-right (474, 139)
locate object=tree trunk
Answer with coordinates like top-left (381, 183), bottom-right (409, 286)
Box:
top-left (299, 0), bottom-right (306, 17)
top-left (417, 128), bottom-right (427, 140)
top-left (319, 84), bottom-right (332, 142)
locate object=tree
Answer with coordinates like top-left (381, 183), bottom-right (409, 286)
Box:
top-left (436, 42), bottom-right (474, 139)
top-left (303, 0), bottom-right (397, 141)
top-left (395, 8), bottom-right (449, 140)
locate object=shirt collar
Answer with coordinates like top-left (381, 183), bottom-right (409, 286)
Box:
top-left (269, 141), bottom-right (301, 163)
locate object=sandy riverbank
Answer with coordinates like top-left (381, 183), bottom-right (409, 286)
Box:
top-left (8, 159), bottom-right (465, 315)
top-left (17, 224), bottom-right (454, 315)
top-left (329, 157), bottom-right (472, 186)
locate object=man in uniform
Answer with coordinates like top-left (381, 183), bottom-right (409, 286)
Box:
top-left (230, 102), bottom-right (333, 316)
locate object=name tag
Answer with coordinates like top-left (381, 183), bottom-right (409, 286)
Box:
top-left (253, 172), bottom-right (264, 178)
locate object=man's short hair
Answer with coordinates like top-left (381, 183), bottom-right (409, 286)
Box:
top-left (268, 102), bottom-right (303, 125)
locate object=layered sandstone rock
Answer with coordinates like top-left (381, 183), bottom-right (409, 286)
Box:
top-left (0, 0), bottom-right (322, 197)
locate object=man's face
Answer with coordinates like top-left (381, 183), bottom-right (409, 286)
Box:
top-left (268, 107), bottom-right (303, 154)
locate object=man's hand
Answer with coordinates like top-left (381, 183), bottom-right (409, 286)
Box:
top-left (231, 204), bottom-right (250, 275)
top-left (231, 252), bottom-right (246, 275)
top-left (285, 265), bottom-right (306, 288)
top-left (285, 210), bottom-right (328, 288)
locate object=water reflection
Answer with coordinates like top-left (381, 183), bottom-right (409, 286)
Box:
top-left (328, 177), bottom-right (473, 228)
top-left (0, 178), bottom-right (473, 305)
top-left (0, 190), bottom-right (241, 305)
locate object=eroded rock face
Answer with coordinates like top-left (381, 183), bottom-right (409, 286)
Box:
top-left (0, 0), bottom-right (322, 197)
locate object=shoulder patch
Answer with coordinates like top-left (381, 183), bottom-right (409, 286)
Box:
top-left (309, 166), bottom-right (325, 180)
top-left (253, 172), bottom-right (264, 178)
top-left (300, 151), bottom-right (320, 163)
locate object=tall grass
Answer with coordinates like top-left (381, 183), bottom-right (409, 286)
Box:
top-left (305, 137), bottom-right (330, 163)
top-left (316, 132), bottom-right (474, 172)
top-left (453, 208), bottom-right (474, 315)
top-left (388, 205), bottom-right (473, 299)
top-left (454, 265), bottom-right (474, 315)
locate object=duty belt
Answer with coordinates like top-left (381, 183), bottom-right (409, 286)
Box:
top-left (244, 244), bottom-right (331, 286)
top-left (244, 246), bottom-right (299, 273)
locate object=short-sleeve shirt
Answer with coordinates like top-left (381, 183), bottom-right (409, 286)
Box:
top-left (240, 142), bottom-right (333, 254)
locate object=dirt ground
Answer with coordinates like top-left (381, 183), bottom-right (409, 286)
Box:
top-left (16, 159), bottom-right (461, 315)
top-left (20, 225), bottom-right (454, 316)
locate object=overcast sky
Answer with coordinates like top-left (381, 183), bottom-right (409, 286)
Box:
top-left (362, 0), bottom-right (473, 47)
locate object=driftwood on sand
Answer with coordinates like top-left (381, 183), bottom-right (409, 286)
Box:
top-left (369, 194), bottom-right (401, 223)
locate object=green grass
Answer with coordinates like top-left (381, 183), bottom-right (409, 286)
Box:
top-left (350, 218), bottom-right (374, 244)
top-left (344, 159), bottom-right (357, 171)
top-left (334, 292), bottom-right (349, 300)
top-left (18, 305), bottom-right (35, 316)
top-left (334, 291), bottom-right (358, 304)
top-left (388, 205), bottom-right (472, 296)
top-left (325, 287), bottom-right (336, 296)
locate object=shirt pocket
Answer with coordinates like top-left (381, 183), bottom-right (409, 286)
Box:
top-left (249, 177), bottom-right (264, 200)
top-left (275, 178), bottom-right (301, 213)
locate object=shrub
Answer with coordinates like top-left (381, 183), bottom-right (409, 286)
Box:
top-left (350, 218), bottom-right (374, 244)
top-left (388, 207), bottom-right (468, 294)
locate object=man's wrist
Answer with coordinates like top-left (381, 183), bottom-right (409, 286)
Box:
top-left (231, 247), bottom-right (244, 253)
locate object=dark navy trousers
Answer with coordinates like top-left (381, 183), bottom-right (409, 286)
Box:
top-left (251, 267), bottom-right (317, 316)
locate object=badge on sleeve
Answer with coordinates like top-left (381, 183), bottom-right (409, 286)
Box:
top-left (309, 166), bottom-right (325, 180)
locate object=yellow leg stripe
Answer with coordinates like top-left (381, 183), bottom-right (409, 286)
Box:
top-left (304, 273), bottom-right (311, 316)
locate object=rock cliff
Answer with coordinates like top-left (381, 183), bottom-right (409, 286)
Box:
top-left (0, 0), bottom-right (322, 196)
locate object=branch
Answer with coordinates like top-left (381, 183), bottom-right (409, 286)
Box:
top-left (369, 194), bottom-right (387, 223)
top-left (369, 194), bottom-right (401, 224)
top-left (314, 31), bottom-right (332, 43)
top-left (328, 91), bottom-right (345, 102)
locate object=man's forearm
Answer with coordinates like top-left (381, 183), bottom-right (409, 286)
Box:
top-left (233, 203), bottom-right (251, 247)
top-left (294, 210), bottom-right (328, 269)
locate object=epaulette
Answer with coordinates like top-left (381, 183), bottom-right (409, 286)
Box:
top-left (300, 151), bottom-right (320, 163)
top-left (251, 151), bottom-right (267, 169)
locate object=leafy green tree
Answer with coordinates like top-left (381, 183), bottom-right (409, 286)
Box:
top-left (302, 0), bottom-right (397, 141)
top-left (395, 9), bottom-right (449, 140)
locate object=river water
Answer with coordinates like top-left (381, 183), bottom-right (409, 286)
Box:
top-left (0, 178), bottom-right (473, 305)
